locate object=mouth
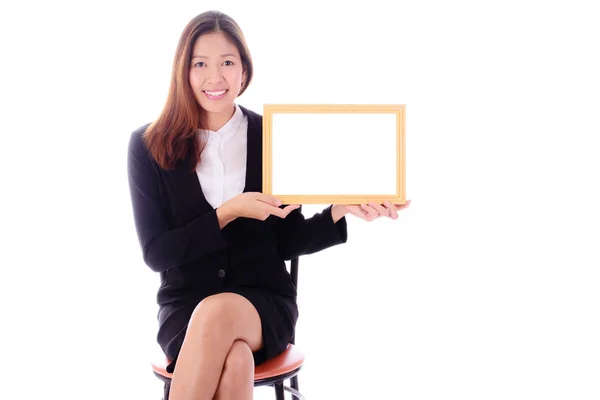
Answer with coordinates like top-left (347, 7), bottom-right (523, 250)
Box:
top-left (203, 89), bottom-right (228, 100)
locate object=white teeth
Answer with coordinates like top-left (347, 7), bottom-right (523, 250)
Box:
top-left (205, 90), bottom-right (226, 96)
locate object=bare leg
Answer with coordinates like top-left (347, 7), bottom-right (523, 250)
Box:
top-left (214, 340), bottom-right (255, 400)
top-left (167, 293), bottom-right (263, 400)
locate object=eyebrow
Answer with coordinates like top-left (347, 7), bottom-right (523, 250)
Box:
top-left (191, 53), bottom-right (239, 59)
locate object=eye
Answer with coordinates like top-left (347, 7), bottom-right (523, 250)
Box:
top-left (223, 60), bottom-right (234, 66)
top-left (193, 61), bottom-right (205, 67)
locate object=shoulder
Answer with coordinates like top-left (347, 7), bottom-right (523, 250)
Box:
top-left (127, 122), bottom-right (158, 170)
top-left (128, 122), bottom-right (152, 156)
top-left (238, 104), bottom-right (262, 123)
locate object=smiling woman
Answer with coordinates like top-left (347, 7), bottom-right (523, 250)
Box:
top-left (127, 10), bottom-right (350, 400)
top-left (126, 8), bottom-right (411, 400)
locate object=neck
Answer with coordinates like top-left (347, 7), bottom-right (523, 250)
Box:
top-left (205, 104), bottom-right (236, 132)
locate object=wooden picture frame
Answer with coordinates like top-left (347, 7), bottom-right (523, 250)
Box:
top-left (262, 104), bottom-right (406, 205)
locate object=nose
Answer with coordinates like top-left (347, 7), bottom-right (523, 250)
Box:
top-left (205, 65), bottom-right (224, 84)
top-left (206, 75), bottom-right (223, 84)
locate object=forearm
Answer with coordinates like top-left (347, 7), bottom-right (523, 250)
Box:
top-left (275, 205), bottom-right (348, 260)
top-left (139, 209), bottom-right (230, 272)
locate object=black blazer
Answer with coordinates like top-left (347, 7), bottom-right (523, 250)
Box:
top-left (127, 105), bottom-right (348, 307)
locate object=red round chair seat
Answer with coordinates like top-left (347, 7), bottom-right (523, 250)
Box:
top-left (151, 343), bottom-right (304, 382)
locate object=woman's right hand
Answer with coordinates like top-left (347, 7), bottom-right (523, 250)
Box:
top-left (217, 192), bottom-right (300, 227)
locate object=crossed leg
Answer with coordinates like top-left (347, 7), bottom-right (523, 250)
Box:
top-left (168, 292), bottom-right (263, 400)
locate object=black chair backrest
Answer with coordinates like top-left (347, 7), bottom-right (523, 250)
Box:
top-left (289, 204), bottom-right (302, 345)
top-left (290, 257), bottom-right (299, 290)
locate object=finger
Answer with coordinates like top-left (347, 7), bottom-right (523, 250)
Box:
top-left (270, 204), bottom-right (300, 218)
top-left (345, 205), bottom-right (362, 215)
top-left (360, 204), bottom-right (379, 217)
top-left (281, 204), bottom-right (301, 217)
top-left (347, 205), bottom-right (369, 220)
top-left (394, 199), bottom-right (411, 210)
top-left (270, 207), bottom-right (289, 218)
top-left (361, 204), bottom-right (380, 222)
top-left (256, 193), bottom-right (283, 207)
top-left (384, 200), bottom-right (398, 219)
top-left (369, 202), bottom-right (389, 217)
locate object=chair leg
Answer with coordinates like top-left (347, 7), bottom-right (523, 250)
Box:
top-left (163, 381), bottom-right (170, 400)
top-left (274, 382), bottom-right (285, 400)
top-left (290, 376), bottom-right (300, 400)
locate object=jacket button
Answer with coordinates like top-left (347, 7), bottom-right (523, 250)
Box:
top-left (218, 269), bottom-right (226, 278)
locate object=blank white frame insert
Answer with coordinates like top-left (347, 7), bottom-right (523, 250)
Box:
top-left (262, 104), bottom-right (406, 205)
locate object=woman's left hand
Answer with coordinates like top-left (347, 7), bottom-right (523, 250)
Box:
top-left (345, 200), bottom-right (411, 222)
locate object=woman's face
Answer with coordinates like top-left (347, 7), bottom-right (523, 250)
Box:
top-left (189, 32), bottom-right (246, 117)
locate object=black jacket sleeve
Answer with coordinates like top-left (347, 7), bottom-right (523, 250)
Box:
top-left (127, 129), bottom-right (230, 272)
top-left (272, 205), bottom-right (348, 261)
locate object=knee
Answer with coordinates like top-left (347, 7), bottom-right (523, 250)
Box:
top-left (220, 340), bottom-right (254, 386)
top-left (188, 293), bottom-right (236, 337)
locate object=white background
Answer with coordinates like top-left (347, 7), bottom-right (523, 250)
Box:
top-left (1, 1), bottom-right (599, 399)
top-left (272, 113), bottom-right (398, 195)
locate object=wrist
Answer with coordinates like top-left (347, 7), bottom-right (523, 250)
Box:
top-left (217, 203), bottom-right (237, 228)
top-left (331, 204), bottom-right (348, 224)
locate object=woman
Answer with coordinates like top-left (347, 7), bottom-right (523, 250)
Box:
top-left (127, 10), bottom-right (410, 400)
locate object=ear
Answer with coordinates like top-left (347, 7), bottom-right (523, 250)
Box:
top-left (242, 69), bottom-right (248, 86)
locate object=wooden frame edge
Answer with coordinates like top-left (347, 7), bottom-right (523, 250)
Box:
top-left (263, 104), bottom-right (406, 205)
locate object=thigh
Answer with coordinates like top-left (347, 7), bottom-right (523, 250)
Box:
top-left (157, 290), bottom-right (297, 372)
top-left (224, 288), bottom-right (298, 366)
top-left (157, 303), bottom-right (195, 367)
top-left (190, 292), bottom-right (264, 352)
top-left (157, 294), bottom-right (263, 373)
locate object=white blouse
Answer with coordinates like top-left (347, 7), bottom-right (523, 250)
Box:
top-left (196, 104), bottom-right (248, 209)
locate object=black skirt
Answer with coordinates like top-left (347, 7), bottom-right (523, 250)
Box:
top-left (157, 287), bottom-right (299, 373)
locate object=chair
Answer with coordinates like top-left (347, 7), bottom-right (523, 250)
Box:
top-left (150, 257), bottom-right (305, 400)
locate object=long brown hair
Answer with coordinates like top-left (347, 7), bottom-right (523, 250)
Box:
top-left (143, 10), bottom-right (253, 170)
